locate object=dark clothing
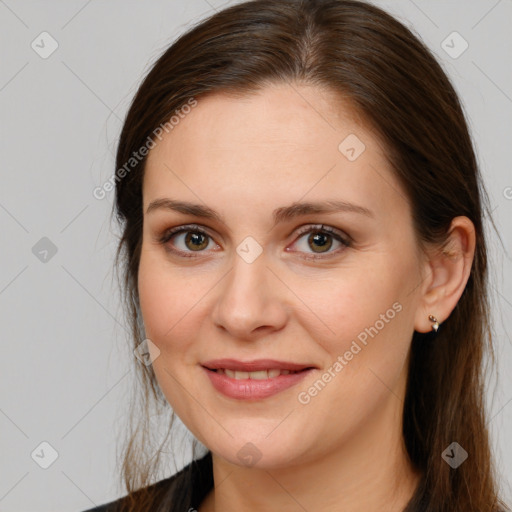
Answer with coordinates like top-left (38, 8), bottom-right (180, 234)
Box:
top-left (82, 451), bottom-right (213, 512)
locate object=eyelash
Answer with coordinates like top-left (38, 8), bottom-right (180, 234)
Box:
top-left (157, 223), bottom-right (351, 260)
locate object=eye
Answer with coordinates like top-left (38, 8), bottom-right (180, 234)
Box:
top-left (288, 224), bottom-right (351, 260)
top-left (158, 224), bottom-right (218, 258)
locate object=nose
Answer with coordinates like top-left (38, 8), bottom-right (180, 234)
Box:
top-left (211, 250), bottom-right (289, 341)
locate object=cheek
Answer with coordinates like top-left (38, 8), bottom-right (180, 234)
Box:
top-left (292, 254), bottom-right (416, 373)
top-left (311, 268), bottom-right (405, 330)
top-left (138, 250), bottom-right (191, 348)
top-left (290, 264), bottom-right (414, 434)
top-left (138, 247), bottom-right (220, 369)
top-left (137, 251), bottom-right (203, 413)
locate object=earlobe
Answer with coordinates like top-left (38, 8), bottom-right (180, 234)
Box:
top-left (414, 216), bottom-right (476, 333)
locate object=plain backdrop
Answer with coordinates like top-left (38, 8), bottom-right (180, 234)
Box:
top-left (0, 1), bottom-right (511, 510)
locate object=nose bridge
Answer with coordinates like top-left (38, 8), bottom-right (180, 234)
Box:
top-left (212, 244), bottom-right (287, 338)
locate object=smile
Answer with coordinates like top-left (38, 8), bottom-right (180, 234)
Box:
top-left (201, 362), bottom-right (315, 400)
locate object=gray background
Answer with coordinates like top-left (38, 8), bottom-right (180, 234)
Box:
top-left (0, 0), bottom-right (511, 510)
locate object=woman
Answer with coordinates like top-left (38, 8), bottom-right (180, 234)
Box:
top-left (84, 0), bottom-right (509, 510)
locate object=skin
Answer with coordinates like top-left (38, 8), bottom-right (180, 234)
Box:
top-left (138, 83), bottom-right (475, 512)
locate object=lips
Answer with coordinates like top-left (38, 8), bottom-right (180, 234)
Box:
top-left (201, 358), bottom-right (316, 400)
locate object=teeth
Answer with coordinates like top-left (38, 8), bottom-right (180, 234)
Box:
top-left (249, 370), bottom-right (270, 380)
top-left (219, 368), bottom-right (298, 379)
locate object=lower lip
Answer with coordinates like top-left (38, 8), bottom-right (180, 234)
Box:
top-left (201, 366), bottom-right (314, 400)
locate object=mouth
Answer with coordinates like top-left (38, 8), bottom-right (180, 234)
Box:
top-left (200, 358), bottom-right (316, 400)
top-left (201, 358), bottom-right (316, 373)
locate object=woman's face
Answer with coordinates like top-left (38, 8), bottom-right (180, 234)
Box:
top-left (138, 83), bottom-right (426, 469)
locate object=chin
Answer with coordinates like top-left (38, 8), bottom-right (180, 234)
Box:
top-left (205, 430), bottom-right (311, 470)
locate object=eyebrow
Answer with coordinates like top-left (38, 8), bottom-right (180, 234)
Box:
top-left (145, 198), bottom-right (374, 227)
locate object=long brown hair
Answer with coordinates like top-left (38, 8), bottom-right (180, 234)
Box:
top-left (111, 1), bottom-right (508, 510)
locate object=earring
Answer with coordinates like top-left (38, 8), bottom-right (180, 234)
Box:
top-left (428, 314), bottom-right (440, 332)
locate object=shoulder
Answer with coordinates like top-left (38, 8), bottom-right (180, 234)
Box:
top-left (80, 476), bottom-right (173, 512)
top-left (81, 451), bottom-right (212, 512)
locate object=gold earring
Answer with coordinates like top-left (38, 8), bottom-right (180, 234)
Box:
top-left (428, 314), bottom-right (440, 332)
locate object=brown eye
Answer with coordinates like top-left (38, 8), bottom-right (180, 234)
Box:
top-left (307, 232), bottom-right (333, 253)
top-left (183, 231), bottom-right (209, 251)
top-left (289, 224), bottom-right (351, 260)
top-left (158, 225), bottom-right (217, 257)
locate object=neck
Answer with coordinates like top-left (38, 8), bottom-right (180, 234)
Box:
top-left (199, 385), bottom-right (422, 512)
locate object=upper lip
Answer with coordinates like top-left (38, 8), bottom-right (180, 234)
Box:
top-left (201, 358), bottom-right (316, 372)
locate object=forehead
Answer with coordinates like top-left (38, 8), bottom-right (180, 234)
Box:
top-left (147, 84), bottom-right (372, 161)
top-left (143, 83), bottom-right (408, 223)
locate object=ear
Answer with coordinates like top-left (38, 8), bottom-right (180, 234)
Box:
top-left (414, 216), bottom-right (476, 333)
